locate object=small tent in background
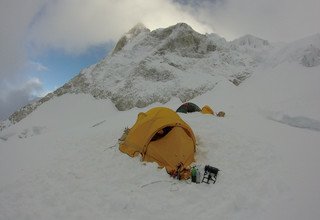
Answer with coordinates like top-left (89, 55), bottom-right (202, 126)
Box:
top-left (217, 111), bottom-right (226, 117)
top-left (201, 105), bottom-right (214, 115)
top-left (176, 102), bottom-right (215, 115)
top-left (176, 102), bottom-right (201, 113)
top-left (119, 107), bottom-right (196, 179)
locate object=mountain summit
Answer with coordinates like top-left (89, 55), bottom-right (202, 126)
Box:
top-left (112, 23), bottom-right (150, 55)
top-left (3, 23), bottom-right (320, 126)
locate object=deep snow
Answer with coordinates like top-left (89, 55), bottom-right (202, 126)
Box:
top-left (1, 57), bottom-right (320, 219)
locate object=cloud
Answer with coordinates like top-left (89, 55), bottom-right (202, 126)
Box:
top-left (177, 0), bottom-right (320, 42)
top-left (26, 0), bottom-right (320, 55)
top-left (0, 78), bottom-right (43, 120)
top-left (27, 0), bottom-right (213, 54)
top-left (28, 61), bottom-right (49, 72)
top-left (0, 0), bottom-right (47, 120)
top-left (0, 0), bottom-right (45, 79)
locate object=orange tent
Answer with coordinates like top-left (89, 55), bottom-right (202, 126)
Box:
top-left (119, 107), bottom-right (196, 176)
top-left (201, 105), bottom-right (214, 115)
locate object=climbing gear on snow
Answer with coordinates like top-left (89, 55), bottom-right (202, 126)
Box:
top-left (202, 165), bottom-right (219, 184)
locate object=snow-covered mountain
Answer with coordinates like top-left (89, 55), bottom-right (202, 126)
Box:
top-left (3, 23), bottom-right (273, 126)
top-left (1, 23), bottom-right (320, 220)
top-left (4, 23), bottom-right (320, 127)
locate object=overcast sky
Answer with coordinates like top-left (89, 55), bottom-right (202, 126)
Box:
top-left (0, 0), bottom-right (319, 120)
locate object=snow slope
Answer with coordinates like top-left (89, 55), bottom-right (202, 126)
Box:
top-left (1, 24), bottom-right (320, 219)
top-left (1, 60), bottom-right (320, 220)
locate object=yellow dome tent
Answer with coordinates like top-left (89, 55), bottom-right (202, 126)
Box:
top-left (201, 105), bottom-right (214, 115)
top-left (119, 107), bottom-right (196, 177)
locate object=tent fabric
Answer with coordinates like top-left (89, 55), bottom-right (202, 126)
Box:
top-left (176, 102), bottom-right (201, 113)
top-left (201, 105), bottom-right (214, 115)
top-left (119, 107), bottom-right (196, 174)
top-left (144, 126), bottom-right (195, 173)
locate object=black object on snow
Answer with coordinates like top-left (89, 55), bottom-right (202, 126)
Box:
top-left (176, 102), bottom-right (201, 113)
top-left (202, 165), bottom-right (219, 184)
